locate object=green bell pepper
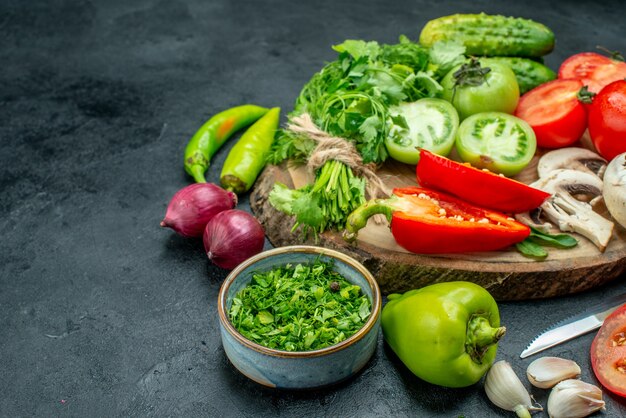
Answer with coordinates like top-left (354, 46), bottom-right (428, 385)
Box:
top-left (382, 281), bottom-right (505, 388)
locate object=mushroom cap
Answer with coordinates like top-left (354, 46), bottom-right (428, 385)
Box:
top-left (538, 148), bottom-right (607, 179)
top-left (603, 152), bottom-right (626, 228)
top-left (531, 169), bottom-right (614, 251)
top-left (531, 169), bottom-right (603, 197)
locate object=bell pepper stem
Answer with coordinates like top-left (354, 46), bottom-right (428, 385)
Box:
top-left (342, 197), bottom-right (396, 243)
top-left (466, 315), bottom-right (506, 363)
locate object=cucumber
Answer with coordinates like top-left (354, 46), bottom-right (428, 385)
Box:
top-left (482, 57), bottom-right (557, 94)
top-left (419, 13), bottom-right (555, 57)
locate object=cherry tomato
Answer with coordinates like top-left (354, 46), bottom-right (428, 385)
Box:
top-left (455, 112), bottom-right (536, 176)
top-left (588, 80), bottom-right (626, 161)
top-left (441, 59), bottom-right (520, 120)
top-left (385, 98), bottom-right (459, 164)
top-left (591, 303), bottom-right (626, 398)
top-left (558, 52), bottom-right (626, 93)
top-left (514, 79), bottom-right (587, 149)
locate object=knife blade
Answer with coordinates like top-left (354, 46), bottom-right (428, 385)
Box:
top-left (520, 293), bottom-right (626, 359)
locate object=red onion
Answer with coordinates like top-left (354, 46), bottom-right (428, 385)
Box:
top-left (203, 209), bottom-right (265, 270)
top-left (161, 183), bottom-right (237, 238)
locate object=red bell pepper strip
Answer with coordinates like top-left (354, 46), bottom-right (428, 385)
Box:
top-left (416, 149), bottom-right (550, 213)
top-left (343, 186), bottom-right (530, 254)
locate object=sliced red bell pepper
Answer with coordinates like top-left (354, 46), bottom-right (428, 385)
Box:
top-left (416, 149), bottom-right (550, 213)
top-left (343, 186), bottom-right (530, 254)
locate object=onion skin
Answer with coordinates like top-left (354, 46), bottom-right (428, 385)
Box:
top-left (161, 183), bottom-right (237, 238)
top-left (203, 209), bottom-right (265, 270)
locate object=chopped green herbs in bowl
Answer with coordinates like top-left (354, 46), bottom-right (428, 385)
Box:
top-left (217, 246), bottom-right (381, 389)
top-left (229, 259), bottom-right (372, 352)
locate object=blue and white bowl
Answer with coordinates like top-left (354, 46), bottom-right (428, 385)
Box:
top-left (217, 245), bottom-right (382, 389)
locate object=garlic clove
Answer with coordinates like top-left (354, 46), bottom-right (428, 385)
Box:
top-left (485, 360), bottom-right (543, 418)
top-left (526, 356), bottom-right (581, 388)
top-left (547, 379), bottom-right (605, 418)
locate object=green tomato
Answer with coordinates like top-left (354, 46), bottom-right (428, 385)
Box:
top-left (382, 281), bottom-right (504, 388)
top-left (456, 112), bottom-right (536, 176)
top-left (384, 98), bottom-right (459, 165)
top-left (441, 59), bottom-right (520, 120)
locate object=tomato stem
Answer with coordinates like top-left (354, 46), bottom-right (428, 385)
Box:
top-left (577, 86), bottom-right (596, 104)
top-left (453, 57), bottom-right (491, 88)
top-left (596, 45), bottom-right (624, 62)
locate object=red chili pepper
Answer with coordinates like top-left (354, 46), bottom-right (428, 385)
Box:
top-left (416, 149), bottom-right (550, 213)
top-left (343, 186), bottom-right (530, 254)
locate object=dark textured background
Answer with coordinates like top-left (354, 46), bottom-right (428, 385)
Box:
top-left (1, 0), bottom-right (626, 416)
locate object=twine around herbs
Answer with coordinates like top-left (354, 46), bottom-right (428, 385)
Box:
top-left (286, 113), bottom-right (391, 200)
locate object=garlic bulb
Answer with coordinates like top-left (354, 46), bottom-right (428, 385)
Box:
top-left (526, 357), bottom-right (581, 389)
top-left (547, 379), bottom-right (605, 418)
top-left (485, 360), bottom-right (543, 417)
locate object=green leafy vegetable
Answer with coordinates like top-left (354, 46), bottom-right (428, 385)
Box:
top-left (332, 39), bottom-right (380, 60)
top-left (274, 36), bottom-right (434, 166)
top-left (527, 226), bottom-right (579, 248)
top-left (516, 227), bottom-right (578, 259)
top-left (266, 36), bottom-right (470, 238)
top-left (516, 239), bottom-right (548, 260)
top-left (428, 40), bottom-right (467, 78)
top-left (228, 259), bottom-right (371, 352)
top-left (269, 160), bottom-right (366, 237)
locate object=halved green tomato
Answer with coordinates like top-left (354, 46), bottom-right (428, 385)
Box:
top-left (384, 98), bottom-right (459, 165)
top-left (455, 112), bottom-right (536, 176)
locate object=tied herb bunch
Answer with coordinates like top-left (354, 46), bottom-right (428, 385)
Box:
top-left (268, 37), bottom-right (466, 237)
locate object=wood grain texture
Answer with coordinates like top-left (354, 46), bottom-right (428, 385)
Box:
top-left (251, 152), bottom-right (626, 301)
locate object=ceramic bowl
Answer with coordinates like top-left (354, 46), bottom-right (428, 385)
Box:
top-left (217, 245), bottom-right (381, 389)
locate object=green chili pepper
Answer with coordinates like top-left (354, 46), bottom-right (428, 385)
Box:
top-left (220, 107), bottom-right (280, 194)
top-left (184, 105), bottom-right (269, 183)
top-left (382, 281), bottom-right (505, 388)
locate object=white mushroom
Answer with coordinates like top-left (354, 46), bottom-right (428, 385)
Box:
top-left (603, 152), bottom-right (626, 229)
top-left (515, 208), bottom-right (555, 234)
top-left (538, 148), bottom-right (607, 179)
top-left (529, 169), bottom-right (614, 251)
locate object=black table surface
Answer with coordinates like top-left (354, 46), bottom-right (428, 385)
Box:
top-left (2, 0), bottom-right (626, 416)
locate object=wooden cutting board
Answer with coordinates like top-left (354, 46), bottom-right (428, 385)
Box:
top-left (250, 146), bottom-right (626, 301)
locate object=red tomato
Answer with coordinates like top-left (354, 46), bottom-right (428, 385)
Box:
top-left (559, 52), bottom-right (626, 93)
top-left (559, 53), bottom-right (613, 85)
top-left (514, 79), bottom-right (587, 149)
top-left (591, 303), bottom-right (626, 398)
top-left (588, 80), bottom-right (626, 161)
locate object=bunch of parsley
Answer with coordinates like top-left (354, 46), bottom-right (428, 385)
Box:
top-left (268, 37), bottom-right (466, 237)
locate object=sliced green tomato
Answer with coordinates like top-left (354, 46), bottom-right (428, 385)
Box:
top-left (385, 98), bottom-right (459, 165)
top-left (455, 112), bottom-right (536, 176)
